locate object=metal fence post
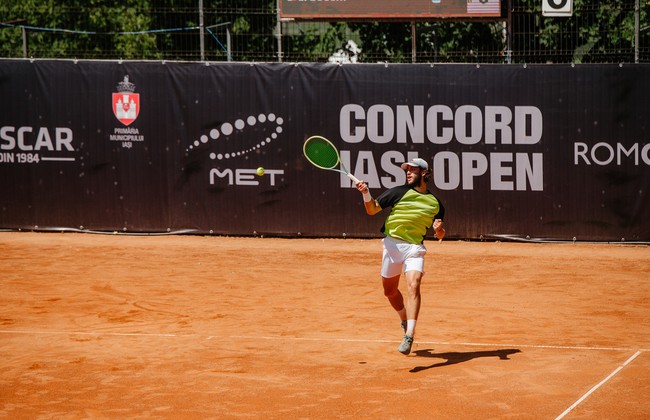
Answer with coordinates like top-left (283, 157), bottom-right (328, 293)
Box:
top-left (276, 0), bottom-right (283, 63)
top-left (199, 0), bottom-right (205, 61)
top-left (22, 26), bottom-right (28, 58)
top-left (411, 22), bottom-right (416, 63)
top-left (635, 0), bottom-right (640, 63)
top-left (227, 27), bottom-right (232, 62)
top-left (506, 0), bottom-right (512, 64)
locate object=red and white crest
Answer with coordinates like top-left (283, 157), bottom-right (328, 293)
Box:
top-left (113, 76), bottom-right (140, 126)
top-left (113, 93), bottom-right (140, 126)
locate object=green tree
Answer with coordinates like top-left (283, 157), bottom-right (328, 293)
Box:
top-left (0, 0), bottom-right (157, 59)
top-left (346, 9), bottom-right (508, 63)
top-left (1, 1), bottom-right (647, 63)
top-left (199, 0), bottom-right (278, 61)
top-left (513, 0), bottom-right (647, 63)
top-left (416, 21), bottom-right (506, 63)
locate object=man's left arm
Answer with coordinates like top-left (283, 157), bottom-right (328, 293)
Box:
top-left (433, 219), bottom-right (445, 240)
top-left (433, 199), bottom-right (445, 240)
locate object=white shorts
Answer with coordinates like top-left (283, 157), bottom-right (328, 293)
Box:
top-left (381, 236), bottom-right (427, 278)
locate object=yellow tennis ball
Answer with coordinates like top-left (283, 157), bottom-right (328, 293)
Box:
top-left (256, 167), bottom-right (265, 176)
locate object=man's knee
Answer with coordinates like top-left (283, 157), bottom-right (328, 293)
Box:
top-left (407, 285), bottom-right (421, 299)
top-left (382, 276), bottom-right (401, 297)
top-left (405, 273), bottom-right (422, 294)
top-left (384, 287), bottom-right (400, 299)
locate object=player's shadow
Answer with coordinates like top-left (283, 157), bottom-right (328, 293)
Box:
top-left (410, 348), bottom-right (521, 373)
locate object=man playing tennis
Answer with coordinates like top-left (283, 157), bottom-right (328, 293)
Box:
top-left (355, 158), bottom-right (445, 355)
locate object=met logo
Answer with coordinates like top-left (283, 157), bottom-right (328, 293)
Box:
top-left (189, 113), bottom-right (286, 187)
top-left (209, 168), bottom-right (284, 186)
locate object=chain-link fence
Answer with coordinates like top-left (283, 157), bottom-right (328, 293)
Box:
top-left (1, 1), bottom-right (648, 63)
top-left (511, 1), bottom-right (647, 64)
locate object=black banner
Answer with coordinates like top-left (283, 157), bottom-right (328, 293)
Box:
top-left (0, 60), bottom-right (648, 242)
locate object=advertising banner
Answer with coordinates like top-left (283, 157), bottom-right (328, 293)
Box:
top-left (279, 0), bottom-right (501, 19)
top-left (0, 60), bottom-right (648, 242)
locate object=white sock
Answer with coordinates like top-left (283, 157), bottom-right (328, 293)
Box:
top-left (406, 319), bottom-right (417, 337)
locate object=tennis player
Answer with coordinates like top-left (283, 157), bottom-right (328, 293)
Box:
top-left (355, 158), bottom-right (445, 355)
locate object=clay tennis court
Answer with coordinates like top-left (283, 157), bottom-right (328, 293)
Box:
top-left (0, 232), bottom-right (648, 418)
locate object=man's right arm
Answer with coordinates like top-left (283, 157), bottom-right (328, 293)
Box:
top-left (355, 180), bottom-right (383, 215)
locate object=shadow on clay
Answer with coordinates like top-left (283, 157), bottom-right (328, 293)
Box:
top-left (410, 348), bottom-right (521, 373)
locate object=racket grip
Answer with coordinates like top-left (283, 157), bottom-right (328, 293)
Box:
top-left (346, 173), bottom-right (361, 184)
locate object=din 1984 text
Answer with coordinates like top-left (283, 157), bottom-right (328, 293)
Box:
top-left (0, 152), bottom-right (40, 164)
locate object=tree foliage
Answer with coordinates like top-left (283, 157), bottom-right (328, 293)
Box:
top-left (0, 0), bottom-right (158, 59)
top-left (0, 0), bottom-right (647, 63)
top-left (514, 0), bottom-right (647, 63)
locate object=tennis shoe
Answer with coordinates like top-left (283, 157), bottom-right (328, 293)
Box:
top-left (398, 334), bottom-right (414, 355)
top-left (400, 320), bottom-right (407, 334)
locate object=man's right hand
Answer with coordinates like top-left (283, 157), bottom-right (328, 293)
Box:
top-left (355, 180), bottom-right (368, 194)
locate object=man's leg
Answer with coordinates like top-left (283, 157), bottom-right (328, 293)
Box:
top-left (397, 270), bottom-right (423, 355)
top-left (382, 275), bottom-right (407, 322)
top-left (403, 270), bottom-right (423, 336)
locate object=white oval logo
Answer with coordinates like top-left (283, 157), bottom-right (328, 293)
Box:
top-left (187, 113), bottom-right (284, 161)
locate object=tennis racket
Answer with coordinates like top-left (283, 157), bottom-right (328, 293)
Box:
top-left (303, 135), bottom-right (360, 183)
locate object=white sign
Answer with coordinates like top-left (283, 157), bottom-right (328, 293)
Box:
top-left (542, 0), bottom-right (573, 17)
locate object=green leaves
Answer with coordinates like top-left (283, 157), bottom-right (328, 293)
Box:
top-left (0, 1), bottom-right (646, 63)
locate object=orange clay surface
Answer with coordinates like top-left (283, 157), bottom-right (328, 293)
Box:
top-left (0, 232), bottom-right (649, 419)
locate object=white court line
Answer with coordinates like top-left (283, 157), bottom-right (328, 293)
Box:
top-left (420, 340), bottom-right (648, 352)
top-left (555, 350), bottom-right (642, 420)
top-left (0, 329), bottom-right (177, 338)
top-left (217, 335), bottom-right (649, 353)
top-left (1, 330), bottom-right (648, 353)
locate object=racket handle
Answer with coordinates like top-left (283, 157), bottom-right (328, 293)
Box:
top-left (347, 173), bottom-right (361, 184)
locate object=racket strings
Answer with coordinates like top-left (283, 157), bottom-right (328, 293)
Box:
top-left (305, 139), bottom-right (340, 169)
